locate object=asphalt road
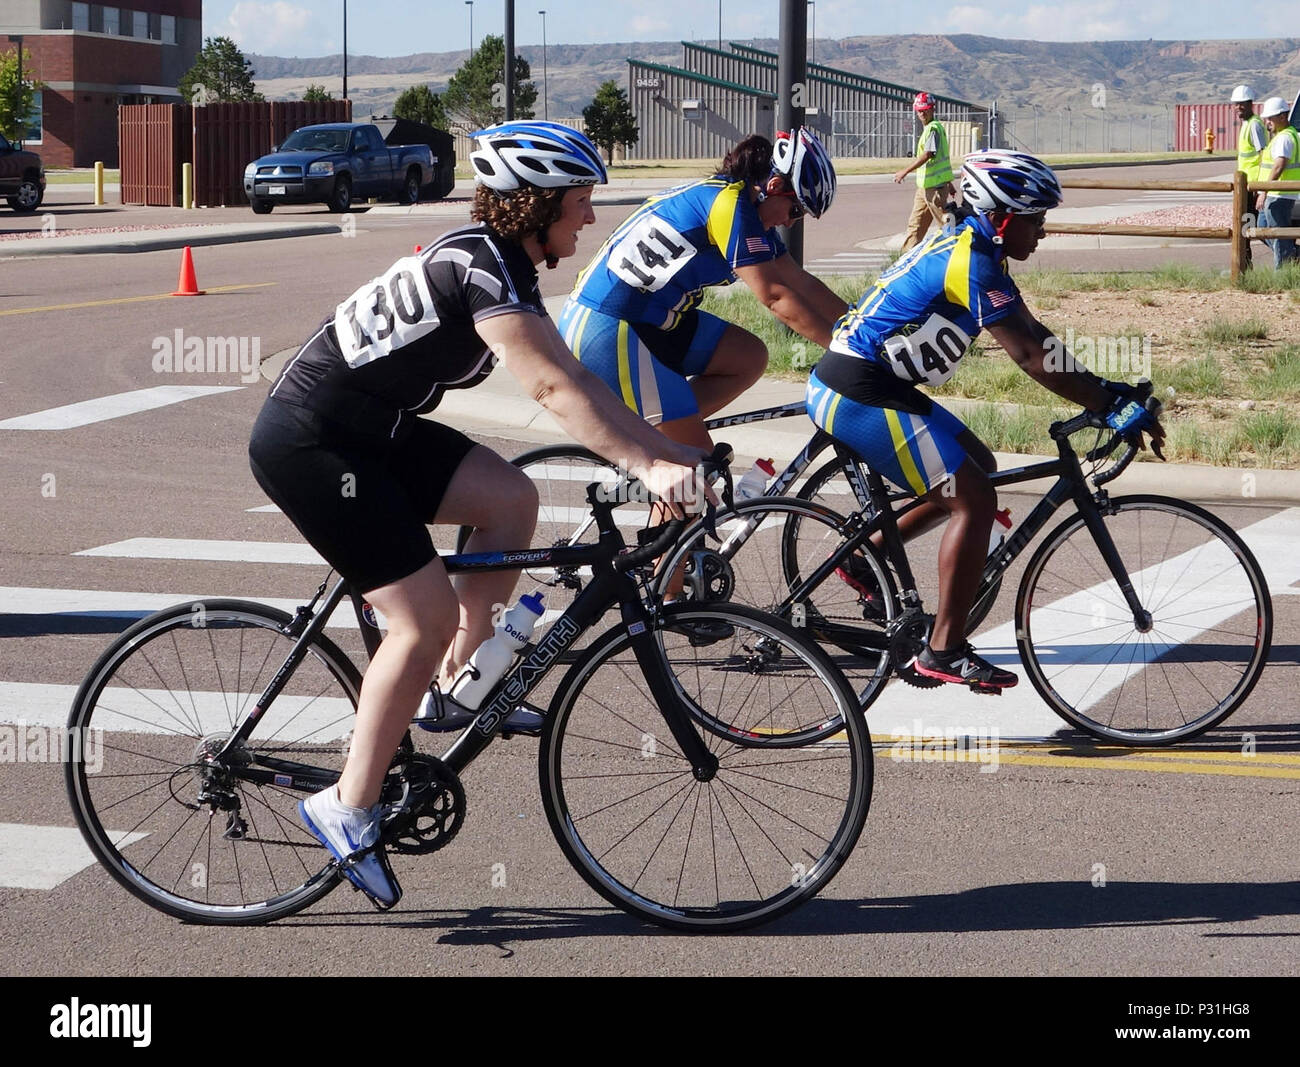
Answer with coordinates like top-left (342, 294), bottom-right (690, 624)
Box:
top-left (1, 159), bottom-right (1296, 978)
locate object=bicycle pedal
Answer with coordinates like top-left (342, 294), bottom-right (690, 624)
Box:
top-left (968, 683), bottom-right (1004, 696)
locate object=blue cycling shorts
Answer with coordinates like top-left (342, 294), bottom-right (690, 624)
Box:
top-left (557, 299), bottom-right (729, 424)
top-left (806, 369), bottom-right (970, 496)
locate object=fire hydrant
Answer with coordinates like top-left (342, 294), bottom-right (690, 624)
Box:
top-left (1205, 127), bottom-right (1216, 153)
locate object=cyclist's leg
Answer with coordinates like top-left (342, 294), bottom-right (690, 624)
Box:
top-left (681, 320), bottom-right (767, 418)
top-left (883, 428), bottom-right (997, 547)
top-left (925, 457), bottom-right (996, 654)
top-left (431, 444), bottom-right (539, 680)
top-left (342, 559), bottom-right (459, 808)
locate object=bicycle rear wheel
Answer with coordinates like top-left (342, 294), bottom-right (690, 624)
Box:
top-left (539, 602), bottom-right (872, 932)
top-left (1015, 496), bottom-right (1272, 745)
top-left (65, 600), bottom-right (361, 923)
top-left (655, 497), bottom-right (898, 722)
top-left (796, 456), bottom-right (1002, 635)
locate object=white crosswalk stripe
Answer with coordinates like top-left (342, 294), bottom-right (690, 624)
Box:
top-left (804, 250), bottom-right (891, 275)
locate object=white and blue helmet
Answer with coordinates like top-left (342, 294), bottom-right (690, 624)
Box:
top-left (771, 126), bottom-right (836, 218)
top-left (469, 121), bottom-right (608, 192)
top-left (960, 150), bottom-right (1063, 215)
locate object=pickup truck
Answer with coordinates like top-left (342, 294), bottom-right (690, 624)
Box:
top-left (243, 123), bottom-right (436, 214)
top-left (0, 133), bottom-right (45, 212)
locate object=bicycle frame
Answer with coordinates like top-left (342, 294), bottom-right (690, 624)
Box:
top-left (747, 428), bottom-right (1149, 651)
top-left (216, 485), bottom-right (721, 788)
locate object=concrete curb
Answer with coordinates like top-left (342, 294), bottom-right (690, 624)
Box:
top-left (0, 222), bottom-right (341, 257)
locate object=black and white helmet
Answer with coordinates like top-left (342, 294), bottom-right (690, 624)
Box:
top-left (469, 121), bottom-right (608, 192)
top-left (771, 126), bottom-right (837, 218)
top-left (960, 150), bottom-right (1062, 215)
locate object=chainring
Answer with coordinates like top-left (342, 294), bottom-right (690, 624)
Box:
top-left (681, 548), bottom-right (735, 603)
top-left (380, 754), bottom-right (466, 855)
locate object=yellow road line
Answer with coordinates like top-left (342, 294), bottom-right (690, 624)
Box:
top-left (0, 282), bottom-right (275, 317)
top-left (871, 735), bottom-right (1300, 778)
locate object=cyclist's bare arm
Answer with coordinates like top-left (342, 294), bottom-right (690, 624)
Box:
top-left (734, 254), bottom-right (846, 349)
top-left (987, 307), bottom-right (1165, 446)
top-left (476, 311), bottom-right (715, 515)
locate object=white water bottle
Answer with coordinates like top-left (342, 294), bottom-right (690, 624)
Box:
top-left (447, 592), bottom-right (546, 710)
top-left (416, 593), bottom-right (545, 721)
top-left (989, 507), bottom-right (1012, 555)
top-left (735, 458), bottom-right (776, 501)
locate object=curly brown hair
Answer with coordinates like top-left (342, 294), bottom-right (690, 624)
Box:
top-left (471, 185), bottom-right (565, 241)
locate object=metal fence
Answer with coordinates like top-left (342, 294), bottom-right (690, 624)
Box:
top-left (830, 109), bottom-right (986, 159)
top-left (447, 116), bottom-right (586, 164)
top-left (996, 108), bottom-right (1175, 156)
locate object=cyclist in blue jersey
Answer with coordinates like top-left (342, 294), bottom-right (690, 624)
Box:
top-left (559, 128), bottom-right (845, 457)
top-left (806, 150), bottom-right (1164, 689)
top-left (249, 122), bottom-right (714, 909)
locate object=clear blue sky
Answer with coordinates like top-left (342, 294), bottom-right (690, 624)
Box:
top-left (206, 1), bottom-right (1272, 57)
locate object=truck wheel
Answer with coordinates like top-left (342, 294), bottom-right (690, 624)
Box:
top-left (9, 177), bottom-right (43, 213)
top-left (400, 168), bottom-right (421, 205)
top-left (328, 176), bottom-right (352, 213)
top-left (250, 198), bottom-right (273, 215)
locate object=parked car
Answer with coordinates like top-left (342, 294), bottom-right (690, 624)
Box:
top-left (243, 123), bottom-right (436, 214)
top-left (0, 133), bottom-right (45, 213)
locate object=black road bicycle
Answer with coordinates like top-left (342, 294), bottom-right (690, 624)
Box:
top-left (64, 448), bottom-right (872, 932)
top-left (497, 386), bottom-right (1273, 746)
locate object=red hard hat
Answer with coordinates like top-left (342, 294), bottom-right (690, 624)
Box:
top-left (913, 92), bottom-right (935, 113)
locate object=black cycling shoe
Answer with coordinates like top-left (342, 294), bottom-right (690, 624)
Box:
top-left (912, 644), bottom-right (1018, 691)
top-left (834, 555), bottom-right (886, 623)
top-left (666, 618), bottom-right (736, 647)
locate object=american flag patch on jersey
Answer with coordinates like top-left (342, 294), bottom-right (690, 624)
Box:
top-left (988, 289), bottom-right (1015, 308)
top-left (746, 236), bottom-right (770, 254)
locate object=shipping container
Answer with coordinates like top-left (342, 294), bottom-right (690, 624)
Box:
top-left (1175, 103), bottom-right (1252, 154)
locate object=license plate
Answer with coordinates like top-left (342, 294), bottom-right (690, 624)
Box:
top-left (267, 185), bottom-right (286, 195)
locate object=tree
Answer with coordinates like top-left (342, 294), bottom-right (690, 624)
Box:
top-left (583, 80), bottom-right (639, 164)
top-left (442, 34), bottom-right (536, 130)
top-left (0, 47), bottom-right (43, 142)
top-left (394, 84), bottom-right (448, 130)
top-left (302, 84), bottom-right (332, 102)
top-left (178, 36), bottom-right (264, 104)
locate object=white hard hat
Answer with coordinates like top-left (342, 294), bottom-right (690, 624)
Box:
top-left (1229, 84), bottom-right (1257, 104)
top-left (1260, 96), bottom-right (1289, 119)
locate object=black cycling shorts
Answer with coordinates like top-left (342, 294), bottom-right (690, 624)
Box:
top-left (248, 397), bottom-right (478, 594)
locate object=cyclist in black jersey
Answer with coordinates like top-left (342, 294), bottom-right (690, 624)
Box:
top-left (249, 122), bottom-right (713, 908)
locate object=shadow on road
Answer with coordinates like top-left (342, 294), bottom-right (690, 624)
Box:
top-left (282, 879), bottom-right (1300, 945)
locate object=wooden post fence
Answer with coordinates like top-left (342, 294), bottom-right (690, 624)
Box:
top-left (1043, 175), bottom-right (1300, 284)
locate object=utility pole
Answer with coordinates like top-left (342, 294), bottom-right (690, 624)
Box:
top-left (504, 0), bottom-right (515, 120)
top-left (341, 3), bottom-right (348, 100)
top-left (539, 9), bottom-right (548, 120)
top-left (777, 0), bottom-right (808, 266)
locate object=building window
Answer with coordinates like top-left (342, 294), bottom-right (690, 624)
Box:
top-left (72, 2), bottom-right (90, 30)
top-left (104, 7), bottom-right (120, 35)
top-left (134, 10), bottom-right (148, 37)
top-left (161, 14), bottom-right (176, 44)
top-left (21, 90), bottom-right (43, 144)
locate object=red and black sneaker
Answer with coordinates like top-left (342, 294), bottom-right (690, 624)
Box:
top-left (912, 644), bottom-right (1018, 690)
top-left (834, 554), bottom-right (886, 623)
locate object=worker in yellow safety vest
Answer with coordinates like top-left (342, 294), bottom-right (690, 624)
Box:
top-left (1232, 84), bottom-right (1268, 269)
top-left (894, 92), bottom-right (955, 251)
top-left (1256, 97), bottom-right (1299, 268)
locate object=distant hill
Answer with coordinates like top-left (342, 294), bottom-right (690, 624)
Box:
top-left (249, 34), bottom-right (1300, 120)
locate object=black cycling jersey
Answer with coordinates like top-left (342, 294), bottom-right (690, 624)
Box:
top-left (269, 223), bottom-right (546, 438)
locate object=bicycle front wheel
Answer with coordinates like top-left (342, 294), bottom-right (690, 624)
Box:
top-left (65, 599), bottom-right (362, 923)
top-left (539, 602), bottom-right (872, 932)
top-left (1015, 496), bottom-right (1273, 745)
top-left (655, 497), bottom-right (898, 723)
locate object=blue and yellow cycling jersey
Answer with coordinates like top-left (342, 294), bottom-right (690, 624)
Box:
top-left (829, 212), bottom-right (1022, 387)
top-left (569, 177), bottom-right (785, 330)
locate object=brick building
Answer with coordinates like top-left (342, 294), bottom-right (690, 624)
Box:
top-left (0, 1), bottom-right (201, 167)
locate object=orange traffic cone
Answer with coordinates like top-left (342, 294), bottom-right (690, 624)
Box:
top-left (171, 245), bottom-right (205, 296)
top-left (413, 245), bottom-right (422, 254)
